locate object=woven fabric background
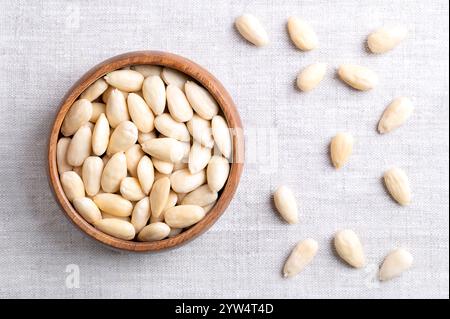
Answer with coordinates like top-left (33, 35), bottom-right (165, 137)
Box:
top-left (0, 0), bottom-right (448, 299)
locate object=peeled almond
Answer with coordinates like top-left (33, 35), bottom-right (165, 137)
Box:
top-left (137, 222), bottom-right (170, 242)
top-left (80, 78), bottom-right (108, 101)
top-left (368, 26), bottom-right (407, 54)
top-left (124, 144), bottom-right (144, 177)
top-left (283, 239), bottom-right (319, 278)
top-left (164, 205), bottom-right (205, 228)
top-left (60, 171), bottom-right (85, 202)
top-left (106, 120), bottom-right (138, 155)
top-left (61, 99), bottom-right (92, 136)
top-left (287, 16), bottom-right (318, 51)
top-left (67, 125), bottom-right (92, 167)
top-left (141, 137), bottom-right (185, 163)
top-left (142, 75), bottom-right (166, 115)
top-left (101, 213), bottom-right (130, 222)
top-left (154, 113), bottom-right (190, 142)
top-left (296, 63), bottom-right (327, 92)
top-left (102, 86), bottom-right (128, 104)
top-left (132, 65), bottom-right (162, 77)
top-left (93, 193), bottom-right (133, 217)
top-left (170, 168), bottom-right (206, 193)
top-left (94, 219), bottom-right (135, 240)
top-left (90, 102), bottom-right (106, 123)
top-left (212, 115), bottom-right (231, 158)
top-left (235, 14), bottom-right (269, 47)
top-left (378, 97), bottom-right (413, 134)
top-left (104, 70), bottom-right (144, 92)
top-left (152, 158), bottom-right (174, 174)
top-left (338, 64), bottom-right (378, 91)
top-left (131, 197), bottom-right (150, 233)
top-left (273, 185), bottom-right (298, 224)
top-left (73, 197), bottom-right (102, 224)
top-left (379, 248), bottom-right (413, 281)
top-left (149, 177), bottom-right (171, 219)
top-left (161, 67), bottom-right (189, 90)
top-left (56, 137), bottom-right (73, 174)
top-left (334, 229), bottom-right (366, 268)
top-left (383, 167), bottom-right (411, 205)
top-left (138, 130), bottom-right (157, 144)
top-left (81, 156), bottom-right (104, 196)
top-left (127, 93), bottom-right (155, 133)
top-left (106, 88), bottom-right (130, 128)
top-left (120, 177), bottom-right (146, 201)
top-left (181, 184), bottom-right (218, 206)
top-left (187, 115), bottom-right (214, 148)
top-left (185, 81), bottom-right (219, 120)
top-left (137, 155), bottom-right (154, 195)
top-left (188, 142), bottom-right (211, 174)
top-left (330, 132), bottom-right (354, 169)
top-left (92, 113), bottom-right (110, 156)
top-left (206, 155), bottom-right (230, 192)
top-left (101, 152), bottom-right (127, 193)
top-left (166, 84), bottom-right (193, 122)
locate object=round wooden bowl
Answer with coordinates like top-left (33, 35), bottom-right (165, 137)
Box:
top-left (48, 51), bottom-right (244, 252)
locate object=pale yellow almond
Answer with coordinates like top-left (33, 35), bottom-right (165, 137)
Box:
top-left (181, 184), bottom-right (218, 206)
top-left (187, 115), bottom-right (214, 148)
top-left (82, 156), bottom-right (104, 196)
top-left (330, 132), bottom-right (354, 169)
top-left (141, 137), bottom-right (185, 163)
top-left (137, 155), bottom-right (154, 194)
top-left (138, 130), bottom-right (157, 144)
top-left (368, 26), bottom-right (407, 54)
top-left (127, 93), bottom-right (155, 133)
top-left (296, 63), bottom-right (327, 92)
top-left (166, 84), bottom-right (193, 122)
top-left (57, 137), bottom-right (73, 174)
top-left (283, 239), bottom-right (319, 278)
top-left (383, 167), bottom-right (411, 205)
top-left (185, 81), bottom-right (219, 120)
top-left (130, 197), bottom-right (150, 233)
top-left (152, 158), bottom-right (174, 174)
top-left (132, 65), bottom-right (162, 77)
top-left (106, 88), bottom-right (130, 128)
top-left (154, 113), bottom-right (190, 142)
top-left (102, 86), bottom-right (128, 104)
top-left (206, 155), bottom-right (230, 192)
top-left (104, 70), bottom-right (144, 92)
top-left (149, 177), bottom-right (171, 219)
top-left (67, 125), bottom-right (92, 167)
top-left (60, 171), bottom-right (85, 202)
top-left (89, 102), bottom-right (106, 123)
top-left (80, 78), bottom-right (108, 102)
top-left (137, 222), bottom-right (170, 241)
top-left (161, 67), bottom-right (189, 90)
top-left (273, 185), bottom-right (298, 224)
top-left (150, 190), bottom-right (178, 223)
top-left (170, 168), bottom-right (206, 193)
top-left (93, 193), bottom-right (133, 217)
top-left (287, 16), bottom-right (318, 51)
top-left (73, 197), bottom-right (102, 224)
top-left (106, 120), bottom-right (138, 156)
top-left (92, 113), bottom-right (110, 156)
top-left (125, 144), bottom-right (144, 177)
top-left (164, 205), bottom-right (205, 228)
top-left (235, 14), bottom-right (269, 47)
top-left (101, 152), bottom-right (127, 193)
top-left (338, 64), bottom-right (378, 91)
top-left (334, 229), bottom-right (366, 268)
top-left (142, 75), bottom-right (166, 115)
top-left (378, 97), bottom-right (413, 134)
top-left (379, 248), bottom-right (413, 281)
top-left (212, 115), bottom-right (231, 158)
top-left (188, 142), bottom-right (211, 174)
top-left (120, 177), bottom-right (146, 201)
top-left (94, 218), bottom-right (135, 240)
top-left (61, 99), bottom-right (93, 136)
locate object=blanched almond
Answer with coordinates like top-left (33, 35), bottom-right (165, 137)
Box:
top-left (166, 84), bottom-right (193, 122)
top-left (106, 120), bottom-right (138, 155)
top-left (106, 88), bottom-right (129, 128)
top-left (102, 86), bottom-right (128, 104)
top-left (338, 64), bottom-right (378, 91)
top-left (368, 26), bottom-right (407, 54)
top-left (60, 171), bottom-right (85, 201)
top-left (93, 193), bottom-right (133, 217)
top-left (152, 158), bottom-right (174, 174)
top-left (273, 185), bottom-right (298, 224)
top-left (104, 70), bottom-right (144, 92)
top-left (379, 248), bottom-right (413, 281)
top-left (142, 75), bottom-right (166, 115)
top-left (154, 113), bottom-right (190, 142)
top-left (283, 239), bottom-right (319, 278)
top-left (150, 190), bottom-right (178, 223)
top-left (82, 156), bottom-right (104, 196)
top-left (137, 155), bottom-right (154, 194)
top-left (296, 63), bottom-right (327, 92)
top-left (141, 137), bottom-right (185, 163)
top-left (170, 168), bottom-right (206, 193)
top-left (138, 130), bottom-right (157, 144)
top-left (330, 132), bottom-right (353, 169)
top-left (206, 155), bottom-right (230, 192)
top-left (125, 144), bottom-right (144, 177)
top-left (131, 197), bottom-right (150, 233)
top-left (94, 218), bottom-right (135, 240)
top-left (383, 167), bottom-right (411, 205)
top-left (287, 17), bottom-right (318, 51)
top-left (101, 152), bottom-right (127, 193)
top-left (132, 65), bottom-right (162, 77)
top-left (149, 177), bottom-right (171, 219)
top-left (73, 197), bottom-right (102, 224)
top-left (127, 93), bottom-right (155, 133)
top-left (181, 184), bottom-right (218, 206)
top-left (57, 137), bottom-right (73, 174)
top-left (334, 229), bottom-right (366, 268)
top-left (164, 205), bottom-right (205, 228)
top-left (235, 14), bottom-right (269, 47)
top-left (137, 222), bottom-right (170, 241)
top-left (90, 102), bottom-right (106, 123)
top-left (185, 81), bottom-right (219, 120)
top-left (378, 97), bottom-right (414, 134)
top-left (80, 78), bottom-right (108, 101)
top-left (61, 99), bottom-right (93, 136)
top-left (212, 115), bottom-right (231, 158)
top-left (188, 142), bottom-right (211, 174)
top-left (92, 113), bottom-right (110, 156)
top-left (120, 177), bottom-right (146, 201)
top-left (67, 125), bottom-right (92, 167)
top-left (161, 67), bottom-right (189, 90)
top-left (187, 115), bottom-right (214, 148)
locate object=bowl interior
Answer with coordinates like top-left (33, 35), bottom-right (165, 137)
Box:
top-left (48, 51), bottom-right (244, 252)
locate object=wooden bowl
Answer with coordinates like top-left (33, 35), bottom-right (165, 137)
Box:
top-left (48, 51), bottom-right (244, 252)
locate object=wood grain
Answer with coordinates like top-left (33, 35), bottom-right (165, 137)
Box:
top-left (48, 51), bottom-right (244, 252)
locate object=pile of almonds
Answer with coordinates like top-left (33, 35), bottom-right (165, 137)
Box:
top-left (57, 65), bottom-right (231, 241)
top-left (236, 14), bottom-right (414, 282)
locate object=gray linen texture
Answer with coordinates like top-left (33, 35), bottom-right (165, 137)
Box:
top-left (0, 0), bottom-right (448, 299)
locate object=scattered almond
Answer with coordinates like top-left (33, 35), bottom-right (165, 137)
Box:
top-left (283, 239), bottom-right (319, 278)
top-left (330, 132), bottom-right (353, 169)
top-left (338, 64), bottom-right (378, 91)
top-left (379, 248), bottom-right (413, 281)
top-left (367, 26), bottom-right (407, 54)
top-left (235, 14), bottom-right (269, 47)
top-left (378, 97), bottom-right (413, 134)
top-left (287, 17), bottom-right (318, 51)
top-left (334, 229), bottom-right (366, 268)
top-left (383, 167), bottom-right (411, 205)
top-left (273, 185), bottom-right (298, 224)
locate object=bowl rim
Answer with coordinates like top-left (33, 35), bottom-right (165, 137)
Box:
top-left (47, 50), bottom-right (244, 252)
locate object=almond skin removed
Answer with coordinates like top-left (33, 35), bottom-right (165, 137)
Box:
top-left (283, 239), bottom-right (319, 278)
top-left (338, 64), bottom-right (378, 91)
top-left (379, 248), bottom-right (413, 281)
top-left (273, 185), bottom-right (298, 224)
top-left (334, 230), bottom-right (366, 268)
top-left (296, 63), bottom-right (327, 92)
top-left (287, 17), bottom-right (318, 51)
top-left (378, 97), bottom-right (413, 134)
top-left (330, 132), bottom-right (354, 169)
top-left (235, 14), bottom-right (269, 47)
top-left (367, 26), bottom-right (407, 54)
top-left (383, 167), bottom-right (411, 206)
